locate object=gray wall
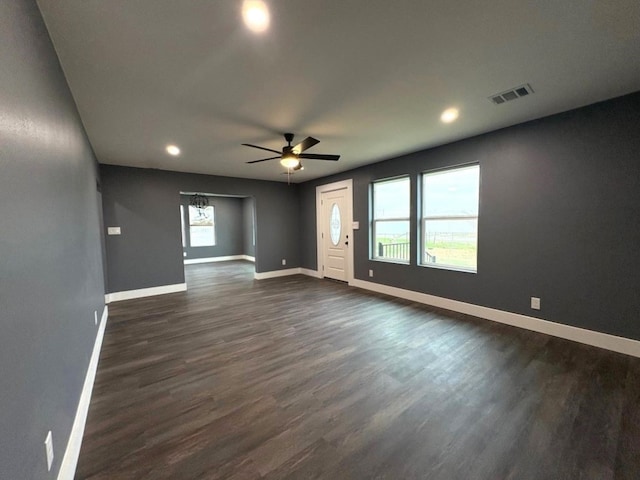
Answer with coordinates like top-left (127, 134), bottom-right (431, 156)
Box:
top-left (243, 197), bottom-right (256, 257)
top-left (101, 165), bottom-right (299, 292)
top-left (300, 92), bottom-right (640, 341)
top-left (0, 1), bottom-right (106, 478)
top-left (180, 195), bottom-right (244, 260)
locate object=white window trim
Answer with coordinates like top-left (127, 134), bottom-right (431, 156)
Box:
top-left (420, 164), bottom-right (479, 272)
top-left (371, 176), bottom-right (411, 264)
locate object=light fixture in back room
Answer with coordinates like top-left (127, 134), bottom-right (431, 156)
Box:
top-left (189, 193), bottom-right (209, 212)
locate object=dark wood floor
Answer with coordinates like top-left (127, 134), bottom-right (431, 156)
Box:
top-left (76, 262), bottom-right (640, 479)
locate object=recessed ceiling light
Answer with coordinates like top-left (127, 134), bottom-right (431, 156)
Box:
top-left (166, 145), bottom-right (180, 156)
top-left (242, 0), bottom-right (270, 33)
top-left (440, 108), bottom-right (459, 123)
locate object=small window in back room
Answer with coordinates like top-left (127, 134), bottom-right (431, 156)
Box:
top-left (180, 205), bottom-right (186, 247)
top-left (371, 176), bottom-right (411, 263)
top-left (188, 205), bottom-right (216, 247)
top-left (421, 164), bottom-right (479, 272)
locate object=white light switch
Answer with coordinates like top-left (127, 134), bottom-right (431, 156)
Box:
top-left (107, 227), bottom-right (121, 235)
top-left (352, 221), bottom-right (360, 230)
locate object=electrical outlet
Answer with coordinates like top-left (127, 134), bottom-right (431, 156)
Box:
top-left (531, 297), bottom-right (541, 310)
top-left (282, 259), bottom-right (286, 266)
top-left (94, 310), bottom-right (98, 326)
top-left (44, 431), bottom-right (54, 471)
top-left (369, 269), bottom-right (373, 277)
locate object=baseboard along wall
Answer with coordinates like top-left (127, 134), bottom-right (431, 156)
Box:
top-left (57, 305), bottom-right (108, 480)
top-left (105, 283), bottom-right (187, 303)
top-left (184, 255), bottom-right (254, 265)
top-left (347, 277), bottom-right (640, 358)
top-left (254, 268), bottom-right (302, 280)
top-left (256, 268), bottom-right (640, 358)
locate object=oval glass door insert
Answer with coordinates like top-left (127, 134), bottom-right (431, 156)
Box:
top-left (330, 203), bottom-right (341, 246)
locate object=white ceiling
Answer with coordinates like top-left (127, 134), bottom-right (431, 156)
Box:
top-left (37, 0), bottom-right (640, 183)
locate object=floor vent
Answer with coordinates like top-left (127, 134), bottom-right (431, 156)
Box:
top-left (489, 84), bottom-right (534, 105)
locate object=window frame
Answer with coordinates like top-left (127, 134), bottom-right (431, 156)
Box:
top-left (180, 205), bottom-right (186, 248)
top-left (420, 164), bottom-right (479, 273)
top-left (370, 175), bottom-right (411, 264)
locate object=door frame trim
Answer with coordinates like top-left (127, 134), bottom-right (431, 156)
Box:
top-left (316, 179), bottom-right (354, 284)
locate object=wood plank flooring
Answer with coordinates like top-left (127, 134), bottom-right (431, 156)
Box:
top-left (76, 262), bottom-right (640, 479)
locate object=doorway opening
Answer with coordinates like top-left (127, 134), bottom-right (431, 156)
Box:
top-left (179, 192), bottom-right (256, 284)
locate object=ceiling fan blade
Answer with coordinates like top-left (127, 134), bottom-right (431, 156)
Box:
top-left (246, 156), bottom-right (281, 164)
top-left (292, 137), bottom-right (319, 154)
top-left (298, 153), bottom-right (340, 161)
top-left (242, 143), bottom-right (281, 155)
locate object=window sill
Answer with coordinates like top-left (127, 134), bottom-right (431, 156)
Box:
top-left (419, 263), bottom-right (477, 274)
top-left (370, 258), bottom-right (410, 266)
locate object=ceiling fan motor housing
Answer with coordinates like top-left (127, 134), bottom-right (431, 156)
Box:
top-left (282, 145), bottom-right (295, 156)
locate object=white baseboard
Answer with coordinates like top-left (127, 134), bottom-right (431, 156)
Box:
top-left (105, 283), bottom-right (187, 303)
top-left (350, 279), bottom-right (640, 358)
top-left (253, 268), bottom-right (321, 280)
top-left (252, 269), bottom-right (640, 357)
top-left (254, 268), bottom-right (304, 280)
top-left (300, 268), bottom-right (322, 279)
top-left (57, 305), bottom-right (108, 480)
top-left (184, 255), bottom-right (254, 264)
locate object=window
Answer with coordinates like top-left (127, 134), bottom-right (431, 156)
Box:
top-left (188, 205), bottom-right (215, 247)
top-left (180, 205), bottom-right (186, 247)
top-left (421, 164), bottom-right (479, 272)
top-left (372, 176), bottom-right (410, 263)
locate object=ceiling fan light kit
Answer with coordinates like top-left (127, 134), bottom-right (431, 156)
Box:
top-left (243, 133), bottom-right (340, 176)
top-left (280, 155), bottom-right (299, 169)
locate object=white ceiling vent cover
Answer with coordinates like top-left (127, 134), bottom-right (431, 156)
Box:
top-left (490, 84), bottom-right (534, 105)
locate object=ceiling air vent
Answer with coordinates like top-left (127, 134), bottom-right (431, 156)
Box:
top-left (489, 84), bottom-right (534, 105)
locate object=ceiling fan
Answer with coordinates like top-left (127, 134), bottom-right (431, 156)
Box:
top-left (243, 133), bottom-right (340, 171)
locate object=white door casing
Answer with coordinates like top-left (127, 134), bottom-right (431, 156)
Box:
top-left (322, 189), bottom-right (347, 281)
top-left (316, 179), bottom-right (353, 283)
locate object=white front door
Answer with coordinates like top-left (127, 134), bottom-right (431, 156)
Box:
top-left (321, 188), bottom-right (348, 281)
